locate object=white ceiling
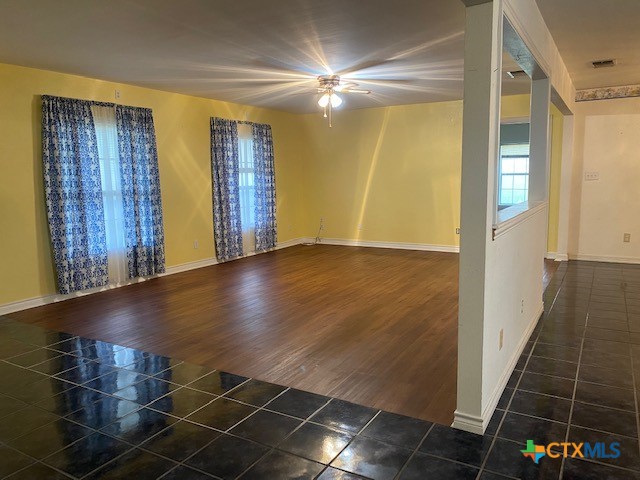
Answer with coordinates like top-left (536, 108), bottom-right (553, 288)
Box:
top-left (0, 0), bottom-right (636, 112)
top-left (535, 0), bottom-right (640, 90)
top-left (0, 0), bottom-right (467, 113)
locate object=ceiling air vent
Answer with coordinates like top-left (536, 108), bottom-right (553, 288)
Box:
top-left (592, 59), bottom-right (616, 68)
top-left (506, 70), bottom-right (527, 79)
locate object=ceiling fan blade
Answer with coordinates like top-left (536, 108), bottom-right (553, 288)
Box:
top-left (335, 81), bottom-right (359, 92)
top-left (343, 88), bottom-right (371, 94)
top-left (252, 58), bottom-right (321, 77)
top-left (357, 78), bottom-right (413, 84)
top-left (337, 59), bottom-right (396, 76)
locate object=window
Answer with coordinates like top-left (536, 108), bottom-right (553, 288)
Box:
top-left (92, 105), bottom-right (127, 284)
top-left (237, 124), bottom-right (256, 253)
top-left (498, 143), bottom-right (529, 207)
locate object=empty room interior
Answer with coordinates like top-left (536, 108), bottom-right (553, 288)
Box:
top-left (1, 0), bottom-right (640, 479)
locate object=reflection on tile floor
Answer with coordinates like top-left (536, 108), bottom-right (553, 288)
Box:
top-left (1, 261), bottom-right (640, 479)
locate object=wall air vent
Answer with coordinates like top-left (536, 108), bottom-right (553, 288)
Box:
top-left (506, 70), bottom-right (527, 79)
top-left (592, 59), bottom-right (616, 68)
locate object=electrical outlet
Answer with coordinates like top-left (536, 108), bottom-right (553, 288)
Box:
top-left (624, 233), bottom-right (631, 243)
top-left (115, 89), bottom-right (121, 99)
top-left (456, 228), bottom-right (460, 235)
top-left (521, 299), bottom-right (524, 314)
top-left (193, 240), bottom-right (199, 249)
top-left (584, 171), bottom-right (600, 181)
top-left (499, 329), bottom-right (504, 350)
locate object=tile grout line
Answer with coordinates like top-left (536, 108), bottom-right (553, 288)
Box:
top-left (558, 267), bottom-right (594, 479)
top-left (2, 369), bottom-right (276, 479)
top-left (279, 395), bottom-right (347, 478)
top-left (311, 407), bottom-right (383, 480)
top-left (482, 265), bottom-right (575, 479)
top-left (6, 262), bottom-right (640, 479)
top-left (558, 335), bottom-right (586, 479)
top-left (476, 298), bottom-right (547, 479)
top-left (5, 350), bottom-right (402, 480)
top-left (0, 442), bottom-right (80, 480)
top-left (392, 423), bottom-right (435, 480)
top-left (174, 392), bottom-right (337, 480)
top-left (622, 268), bottom-right (640, 460)
top-left (77, 376), bottom-right (284, 479)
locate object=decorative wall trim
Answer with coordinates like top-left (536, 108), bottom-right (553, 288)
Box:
top-left (317, 238), bottom-right (460, 253)
top-left (569, 253), bottom-right (640, 265)
top-left (453, 303), bottom-right (543, 434)
top-left (576, 84), bottom-right (640, 102)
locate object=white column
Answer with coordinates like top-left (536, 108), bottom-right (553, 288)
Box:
top-left (454, 0), bottom-right (503, 434)
top-left (528, 78), bottom-right (551, 202)
top-left (555, 115), bottom-right (574, 261)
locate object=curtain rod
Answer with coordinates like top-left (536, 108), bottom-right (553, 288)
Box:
top-left (212, 117), bottom-right (270, 128)
top-left (41, 94), bottom-right (151, 112)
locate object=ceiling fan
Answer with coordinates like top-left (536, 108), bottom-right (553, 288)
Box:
top-left (316, 74), bottom-right (371, 127)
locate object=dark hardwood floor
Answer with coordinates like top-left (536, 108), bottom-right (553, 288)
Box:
top-left (7, 245), bottom-right (558, 425)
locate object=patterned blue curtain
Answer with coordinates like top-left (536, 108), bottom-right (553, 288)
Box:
top-left (42, 96), bottom-right (108, 294)
top-left (252, 123), bottom-right (277, 251)
top-left (115, 106), bottom-right (166, 277)
top-left (211, 118), bottom-right (244, 261)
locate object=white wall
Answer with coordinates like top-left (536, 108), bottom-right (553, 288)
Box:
top-left (482, 208), bottom-right (546, 408)
top-left (569, 98), bottom-right (640, 263)
top-left (455, 0), bottom-right (574, 434)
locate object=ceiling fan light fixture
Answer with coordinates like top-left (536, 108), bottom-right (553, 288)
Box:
top-left (316, 74), bottom-right (368, 126)
top-left (318, 93), bottom-right (331, 108)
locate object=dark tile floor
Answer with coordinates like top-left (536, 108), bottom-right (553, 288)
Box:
top-left (1, 260), bottom-right (640, 479)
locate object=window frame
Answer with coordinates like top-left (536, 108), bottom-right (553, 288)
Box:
top-left (498, 143), bottom-right (530, 209)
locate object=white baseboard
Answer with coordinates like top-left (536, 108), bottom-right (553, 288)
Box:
top-left (0, 295), bottom-right (55, 316)
top-left (569, 253), bottom-right (640, 265)
top-left (316, 237), bottom-right (460, 253)
top-left (452, 302), bottom-right (543, 434)
top-left (451, 411), bottom-right (484, 435)
top-left (0, 276), bottom-right (152, 316)
top-left (162, 258), bottom-right (218, 275)
top-left (276, 237), bottom-right (307, 249)
top-left (545, 252), bottom-right (568, 261)
top-left (0, 237), bottom-right (308, 316)
top-left (0, 236), bottom-right (455, 316)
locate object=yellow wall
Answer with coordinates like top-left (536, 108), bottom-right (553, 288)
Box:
top-left (0, 62), bottom-right (566, 307)
top-left (299, 102), bottom-right (463, 246)
top-left (0, 62), bottom-right (307, 305)
top-left (298, 94), bottom-right (563, 252)
top-left (500, 95), bottom-right (564, 253)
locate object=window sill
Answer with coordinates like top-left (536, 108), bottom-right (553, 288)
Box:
top-left (492, 201), bottom-right (547, 240)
